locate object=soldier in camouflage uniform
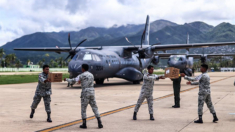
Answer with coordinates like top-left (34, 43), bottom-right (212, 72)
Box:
top-left (182, 64), bottom-right (218, 123)
top-left (30, 65), bottom-right (52, 122)
top-left (64, 64), bottom-right (103, 129)
top-left (133, 65), bottom-right (165, 121)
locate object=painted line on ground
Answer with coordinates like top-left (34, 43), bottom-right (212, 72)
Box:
top-left (36, 76), bottom-right (234, 132)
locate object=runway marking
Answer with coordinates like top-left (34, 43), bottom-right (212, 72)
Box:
top-left (178, 92), bottom-right (231, 132)
top-left (37, 76), bottom-right (234, 132)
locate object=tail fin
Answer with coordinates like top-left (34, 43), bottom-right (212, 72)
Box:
top-left (186, 33), bottom-right (189, 54)
top-left (186, 32), bottom-right (189, 44)
top-left (141, 15), bottom-right (150, 47)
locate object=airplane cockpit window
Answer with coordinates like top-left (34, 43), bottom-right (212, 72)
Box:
top-left (83, 54), bottom-right (92, 60)
top-left (92, 54), bottom-right (102, 61)
top-left (72, 54), bottom-right (78, 60)
top-left (172, 57), bottom-right (180, 61)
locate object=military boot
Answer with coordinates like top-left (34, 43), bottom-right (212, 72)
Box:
top-left (213, 113), bottom-right (218, 122)
top-left (80, 119), bottom-right (87, 129)
top-left (194, 115), bottom-right (203, 123)
top-left (47, 112), bottom-right (52, 122)
top-left (133, 112), bottom-right (137, 120)
top-left (150, 114), bottom-right (155, 120)
top-left (97, 117), bottom-right (103, 128)
top-left (172, 98), bottom-right (180, 108)
top-left (30, 109), bottom-right (35, 118)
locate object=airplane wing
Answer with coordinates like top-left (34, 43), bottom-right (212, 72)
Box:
top-left (155, 53), bottom-right (186, 58)
top-left (151, 42), bottom-right (235, 51)
top-left (186, 54), bottom-right (202, 58)
top-left (207, 53), bottom-right (235, 58)
top-left (14, 47), bottom-right (101, 52)
top-left (186, 53), bottom-right (235, 58)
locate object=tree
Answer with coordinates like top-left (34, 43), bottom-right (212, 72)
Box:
top-left (0, 48), bottom-right (5, 60)
top-left (5, 54), bottom-right (17, 67)
top-left (45, 54), bottom-right (50, 57)
top-left (27, 59), bottom-right (31, 65)
top-left (15, 59), bottom-right (23, 68)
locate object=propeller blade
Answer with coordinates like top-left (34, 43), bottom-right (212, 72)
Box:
top-left (68, 33), bottom-right (72, 50)
top-left (137, 56), bottom-right (143, 70)
top-left (65, 55), bottom-right (71, 61)
top-left (125, 37), bottom-right (135, 47)
top-left (70, 55), bottom-right (75, 59)
top-left (74, 39), bottom-right (87, 51)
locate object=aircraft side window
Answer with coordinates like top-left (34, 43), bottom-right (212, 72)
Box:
top-left (83, 54), bottom-right (92, 60)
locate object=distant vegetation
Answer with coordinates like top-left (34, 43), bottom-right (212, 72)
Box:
top-left (0, 74), bottom-right (70, 85)
top-left (0, 48), bottom-right (70, 68)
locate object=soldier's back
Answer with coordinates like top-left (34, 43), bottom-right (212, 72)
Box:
top-left (80, 71), bottom-right (94, 89)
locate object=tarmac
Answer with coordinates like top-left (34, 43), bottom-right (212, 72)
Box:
top-left (0, 72), bottom-right (235, 132)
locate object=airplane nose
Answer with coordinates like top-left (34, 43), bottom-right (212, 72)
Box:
top-left (68, 61), bottom-right (82, 78)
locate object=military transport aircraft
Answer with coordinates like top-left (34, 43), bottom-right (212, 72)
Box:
top-left (14, 15), bottom-right (235, 84)
top-left (167, 34), bottom-right (235, 72)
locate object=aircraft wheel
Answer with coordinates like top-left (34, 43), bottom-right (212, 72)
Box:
top-left (95, 79), bottom-right (104, 84)
top-left (133, 80), bottom-right (140, 84)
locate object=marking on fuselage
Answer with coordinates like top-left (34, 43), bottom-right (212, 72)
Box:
top-left (74, 64), bottom-right (77, 69)
top-left (36, 76), bottom-right (234, 132)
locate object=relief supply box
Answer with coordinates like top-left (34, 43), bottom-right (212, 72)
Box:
top-left (48, 73), bottom-right (63, 82)
top-left (164, 67), bottom-right (180, 79)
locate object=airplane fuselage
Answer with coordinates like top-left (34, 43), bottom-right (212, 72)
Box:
top-left (68, 46), bottom-right (153, 83)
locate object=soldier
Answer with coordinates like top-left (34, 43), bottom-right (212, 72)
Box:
top-left (133, 65), bottom-right (165, 120)
top-left (171, 68), bottom-right (192, 108)
top-left (30, 65), bottom-right (52, 122)
top-left (181, 64), bottom-right (218, 123)
top-left (64, 64), bottom-right (103, 129)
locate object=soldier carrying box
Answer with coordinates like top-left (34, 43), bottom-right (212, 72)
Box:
top-left (30, 65), bottom-right (52, 122)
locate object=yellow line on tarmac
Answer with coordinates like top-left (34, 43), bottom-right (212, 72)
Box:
top-left (37, 76), bottom-right (234, 132)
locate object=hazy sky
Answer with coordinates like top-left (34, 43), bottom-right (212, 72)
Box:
top-left (0, 0), bottom-right (235, 46)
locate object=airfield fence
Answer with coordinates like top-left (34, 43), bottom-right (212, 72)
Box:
top-left (0, 68), bottom-right (68, 72)
top-left (220, 68), bottom-right (235, 72)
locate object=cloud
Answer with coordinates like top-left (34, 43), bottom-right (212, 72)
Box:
top-left (0, 0), bottom-right (235, 46)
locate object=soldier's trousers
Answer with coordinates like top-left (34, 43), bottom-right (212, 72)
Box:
top-left (198, 94), bottom-right (215, 115)
top-left (134, 91), bottom-right (153, 114)
top-left (173, 77), bottom-right (181, 105)
top-left (31, 94), bottom-right (51, 113)
top-left (81, 88), bottom-right (100, 119)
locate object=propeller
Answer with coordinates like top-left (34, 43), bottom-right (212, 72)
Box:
top-left (63, 33), bottom-right (87, 61)
top-left (125, 37), bottom-right (136, 47)
top-left (200, 48), bottom-right (206, 64)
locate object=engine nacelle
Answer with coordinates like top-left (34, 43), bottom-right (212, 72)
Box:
top-left (186, 57), bottom-right (194, 69)
top-left (152, 56), bottom-right (159, 65)
top-left (201, 56), bottom-right (207, 64)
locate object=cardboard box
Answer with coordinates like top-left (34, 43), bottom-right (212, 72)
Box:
top-left (48, 73), bottom-right (63, 82)
top-left (164, 67), bottom-right (180, 79)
